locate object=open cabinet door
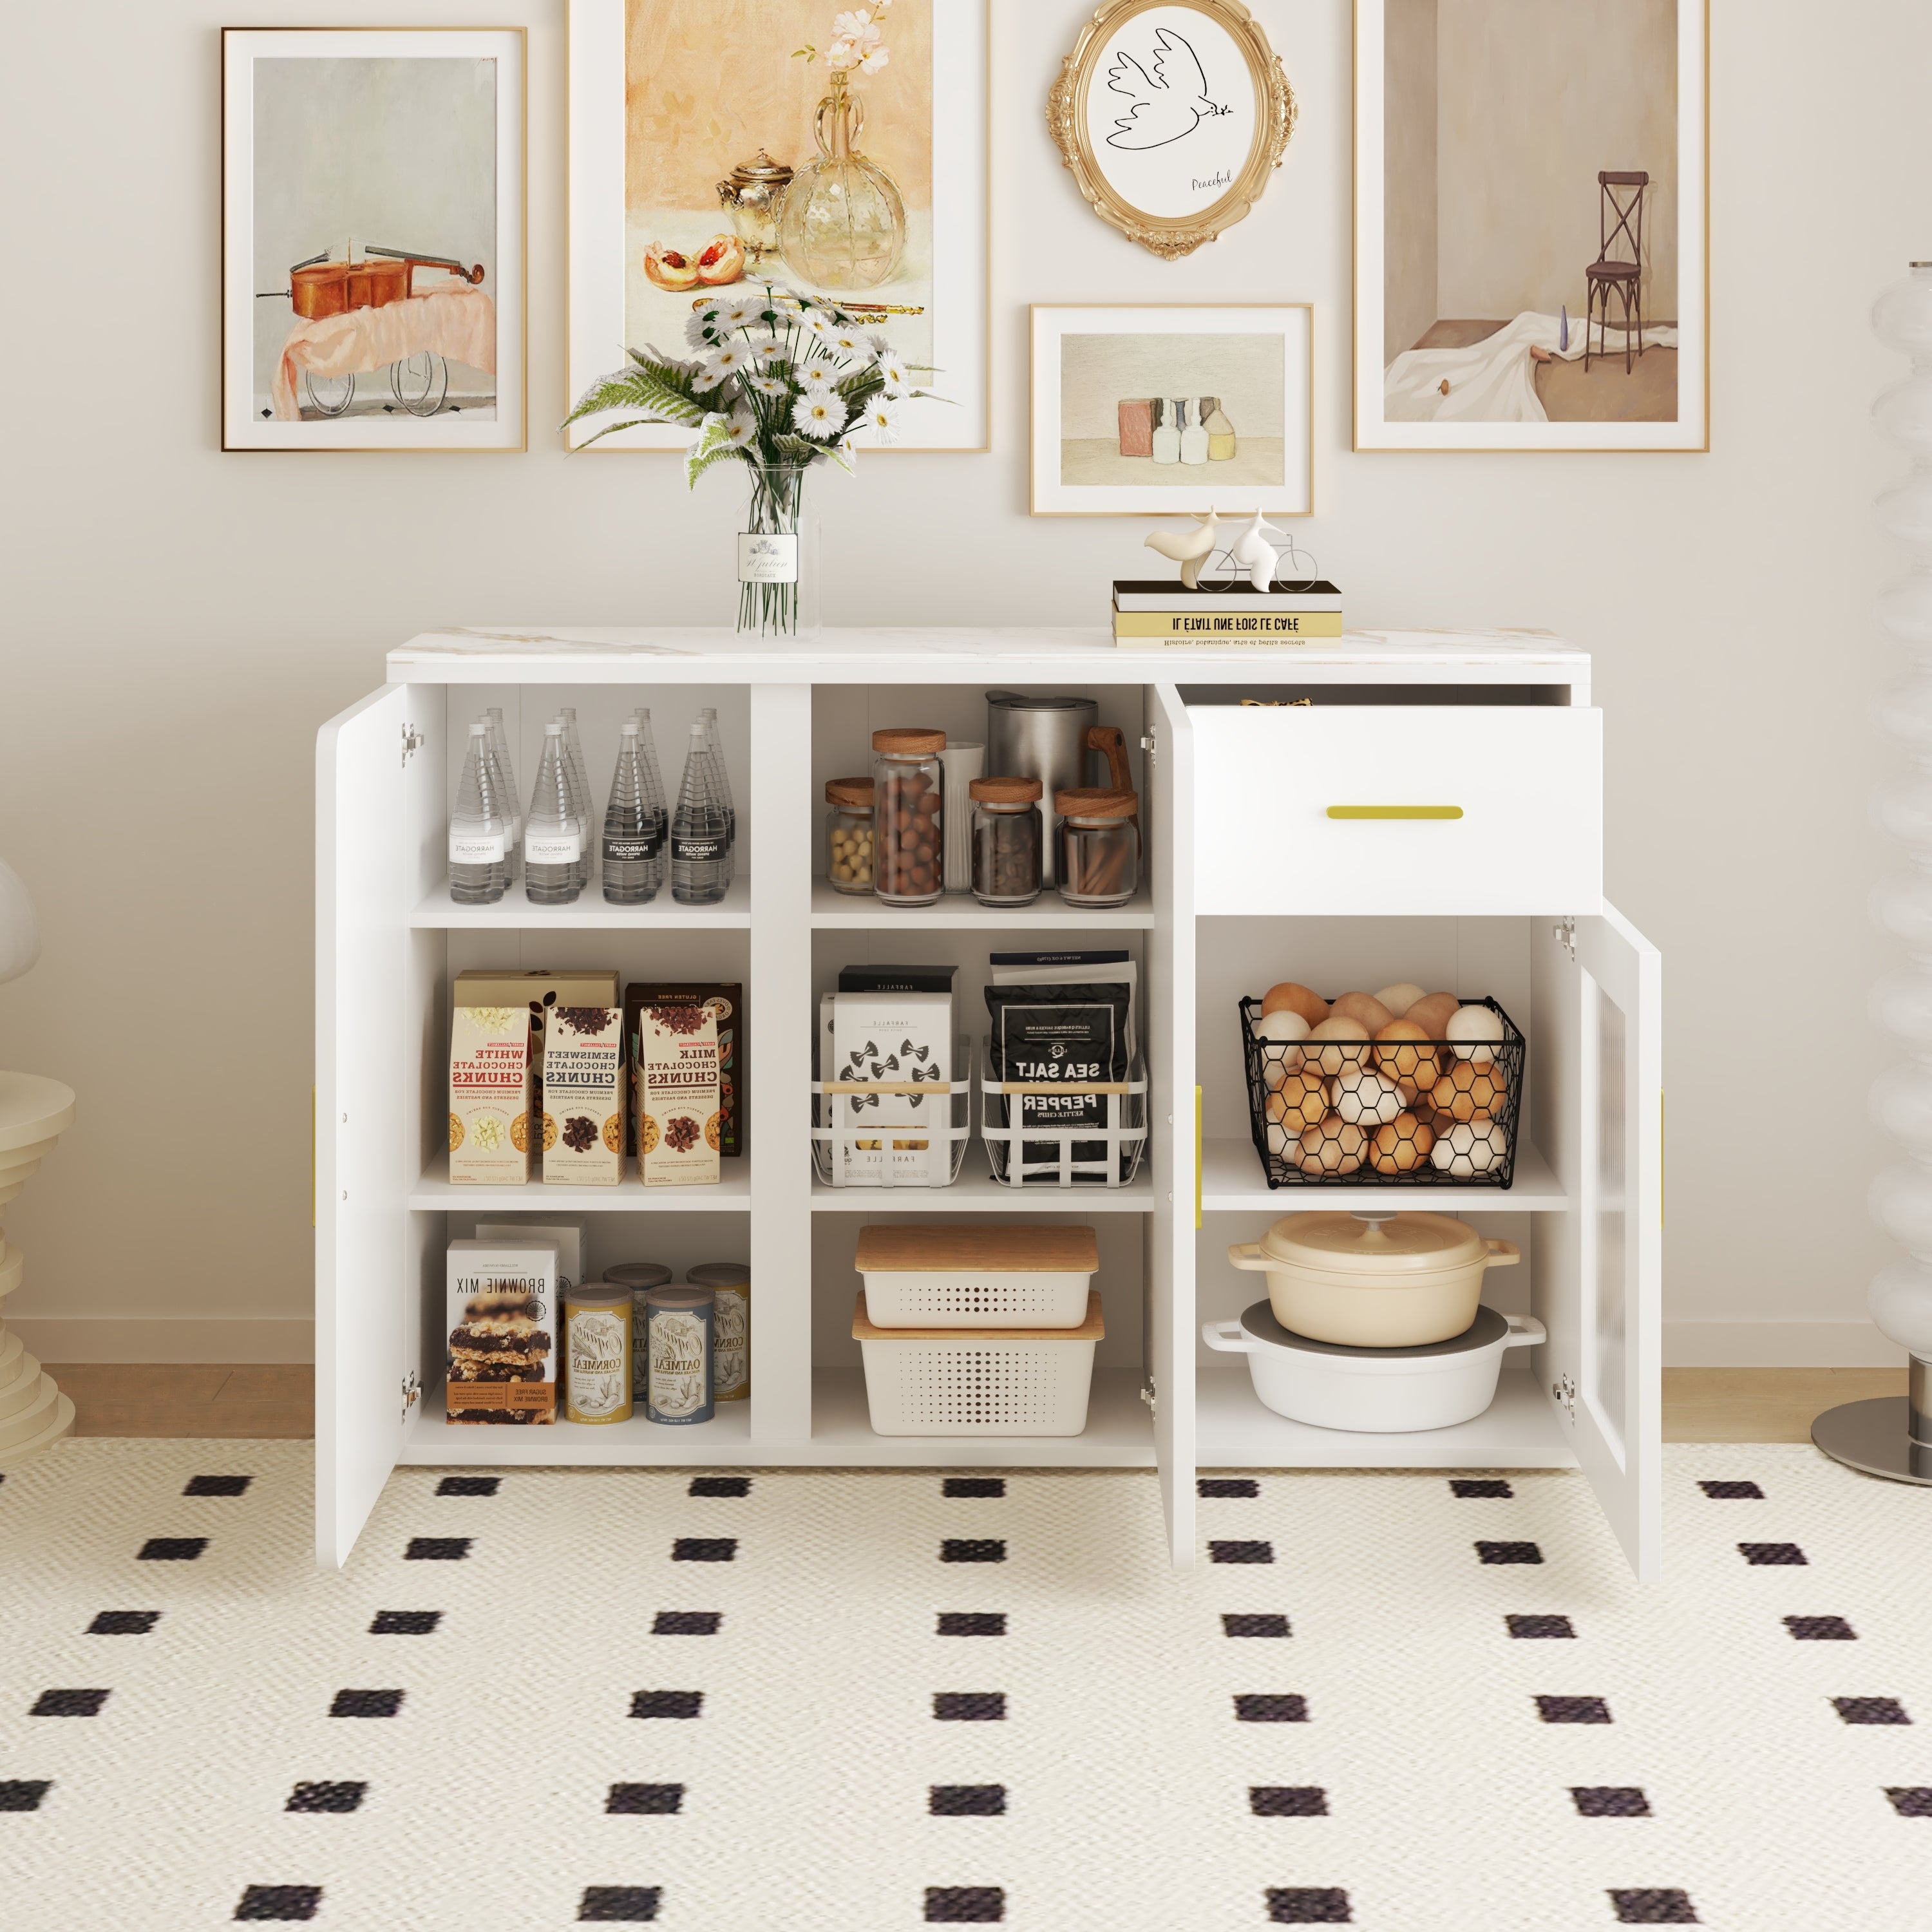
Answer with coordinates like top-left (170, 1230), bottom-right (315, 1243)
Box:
top-left (1145, 685), bottom-right (1197, 1567)
top-left (1533, 903), bottom-right (1663, 1580)
top-left (316, 685), bottom-right (411, 1569)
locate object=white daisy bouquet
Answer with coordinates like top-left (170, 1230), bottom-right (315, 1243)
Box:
top-left (565, 279), bottom-right (938, 632)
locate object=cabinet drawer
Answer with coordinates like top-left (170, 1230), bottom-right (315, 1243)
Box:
top-left (1189, 705), bottom-right (1602, 915)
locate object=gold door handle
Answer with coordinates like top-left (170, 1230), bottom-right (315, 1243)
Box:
top-left (1325, 805), bottom-right (1464, 820)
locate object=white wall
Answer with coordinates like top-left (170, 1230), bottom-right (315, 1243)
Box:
top-left (0, 0), bottom-right (1920, 1365)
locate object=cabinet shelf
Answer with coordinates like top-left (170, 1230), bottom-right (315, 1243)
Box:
top-left (1198, 1135), bottom-right (1566, 1213)
top-left (410, 1152), bottom-right (751, 1211)
top-left (1195, 1359), bottom-right (1576, 1470)
top-left (810, 1139), bottom-right (1154, 1211)
top-left (809, 879), bottom-right (1155, 929)
top-left (403, 1383), bottom-right (751, 1463)
top-left (411, 878), bottom-right (752, 928)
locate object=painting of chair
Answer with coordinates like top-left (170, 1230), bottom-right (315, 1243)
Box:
top-left (1585, 171), bottom-right (1648, 374)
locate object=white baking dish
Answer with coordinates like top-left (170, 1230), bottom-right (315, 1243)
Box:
top-left (855, 1224), bottom-right (1098, 1328)
top-left (1202, 1300), bottom-right (1546, 1432)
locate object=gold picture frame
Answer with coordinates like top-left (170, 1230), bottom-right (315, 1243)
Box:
top-left (1048, 0), bottom-right (1294, 260)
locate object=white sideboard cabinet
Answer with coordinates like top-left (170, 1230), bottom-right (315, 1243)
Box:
top-left (317, 629), bottom-right (1661, 1578)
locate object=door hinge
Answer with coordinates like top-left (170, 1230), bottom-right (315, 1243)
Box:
top-left (1139, 1375), bottom-right (1157, 1417)
top-left (1139, 726), bottom-right (1157, 764)
top-left (1553, 916), bottom-right (1577, 962)
top-left (401, 723), bottom-right (424, 766)
top-left (401, 1369), bottom-right (421, 1421)
top-left (1552, 1372), bottom-right (1576, 1422)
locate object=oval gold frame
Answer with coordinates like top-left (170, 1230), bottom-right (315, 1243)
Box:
top-left (1048, 0), bottom-right (1295, 260)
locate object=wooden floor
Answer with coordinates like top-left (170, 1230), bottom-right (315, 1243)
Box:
top-left (39, 1365), bottom-right (1908, 1446)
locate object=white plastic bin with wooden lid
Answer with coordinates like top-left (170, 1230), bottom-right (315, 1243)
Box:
top-left (854, 1224), bottom-right (1099, 1328)
top-left (853, 1289), bottom-right (1104, 1435)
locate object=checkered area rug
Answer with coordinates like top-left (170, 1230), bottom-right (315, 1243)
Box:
top-left (3, 1441), bottom-right (1929, 1929)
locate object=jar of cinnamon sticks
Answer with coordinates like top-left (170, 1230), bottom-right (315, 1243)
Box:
top-left (1054, 788), bottom-right (1140, 909)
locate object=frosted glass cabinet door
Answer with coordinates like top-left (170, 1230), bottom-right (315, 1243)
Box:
top-left (316, 685), bottom-right (412, 1570)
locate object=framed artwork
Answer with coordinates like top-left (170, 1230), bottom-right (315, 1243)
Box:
top-left (1031, 305), bottom-right (1312, 517)
top-left (1354, 0), bottom-right (1707, 452)
top-left (1048, 0), bottom-right (1295, 260)
top-left (220, 27), bottom-right (526, 451)
top-left (568, 0), bottom-right (989, 451)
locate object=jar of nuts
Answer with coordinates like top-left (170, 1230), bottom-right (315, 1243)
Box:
top-left (824, 776), bottom-right (876, 895)
top-left (871, 728), bottom-right (946, 907)
top-left (969, 776), bottom-right (1043, 907)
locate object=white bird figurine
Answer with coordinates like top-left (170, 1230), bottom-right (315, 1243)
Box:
top-left (1227, 509), bottom-right (1285, 592)
top-left (1144, 508), bottom-right (1220, 589)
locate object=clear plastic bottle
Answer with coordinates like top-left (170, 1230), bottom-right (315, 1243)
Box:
top-left (525, 721), bottom-right (583, 905)
top-left (601, 722), bottom-right (662, 905)
top-left (477, 719), bottom-right (512, 895)
top-left (671, 720), bottom-right (730, 905)
top-left (633, 709), bottom-right (669, 898)
top-left (698, 707), bottom-right (737, 889)
top-left (484, 706), bottom-right (521, 879)
top-left (448, 722), bottom-right (509, 905)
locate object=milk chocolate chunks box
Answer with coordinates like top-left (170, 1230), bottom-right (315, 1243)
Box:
top-left (635, 1003), bottom-right (723, 1187)
top-left (625, 983), bottom-right (744, 1157)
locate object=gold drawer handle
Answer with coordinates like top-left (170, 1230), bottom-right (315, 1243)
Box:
top-left (1326, 805), bottom-right (1464, 820)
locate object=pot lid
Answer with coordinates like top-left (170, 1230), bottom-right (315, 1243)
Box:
top-left (1257, 1209), bottom-right (1488, 1274)
top-left (724, 148), bottom-right (793, 185)
top-left (985, 690), bottom-right (1093, 711)
top-left (1241, 1299), bottom-right (1506, 1359)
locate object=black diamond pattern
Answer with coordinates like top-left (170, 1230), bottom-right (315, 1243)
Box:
top-left (1234, 1694), bottom-right (1308, 1723)
top-left (925, 1886), bottom-right (1004, 1922)
top-left (370, 1611), bottom-right (441, 1635)
top-left (672, 1538), bottom-right (737, 1562)
top-left (941, 1539), bottom-right (1006, 1563)
top-left (630, 1690), bottom-right (703, 1719)
top-left (435, 1475), bottom-right (499, 1497)
top-left (1573, 1786), bottom-right (1651, 1817)
top-left (1698, 1480), bottom-right (1763, 1499)
top-left (1536, 1696), bottom-right (1612, 1724)
top-left (934, 1692), bottom-right (1006, 1721)
top-left (30, 1689), bottom-right (108, 1718)
top-left (688, 1475), bottom-right (750, 1497)
top-left (330, 1689), bottom-right (402, 1718)
top-left (943, 1477), bottom-right (1005, 1497)
top-left (607, 1783), bottom-right (684, 1815)
top-left (0, 1781), bottom-right (51, 1812)
top-left (1251, 1786), bottom-right (1327, 1816)
top-left (1450, 1479), bottom-right (1513, 1498)
top-left (1476, 1540), bottom-right (1542, 1565)
top-left (1739, 1542), bottom-right (1805, 1566)
top-left (1209, 1540), bottom-right (1274, 1564)
top-left (234, 1886), bottom-right (323, 1921)
top-left (1506, 1615), bottom-right (1576, 1639)
top-left (1198, 1477), bottom-right (1259, 1497)
top-left (1886, 1787), bottom-right (1932, 1817)
top-left (1609, 1889), bottom-right (1698, 1924)
top-left (929, 1784), bottom-right (1006, 1815)
top-left (578, 1885), bottom-right (662, 1921)
top-left (184, 1475), bottom-right (251, 1497)
top-left (652, 1611), bottom-right (722, 1636)
top-left (137, 1537), bottom-right (207, 1562)
top-left (1222, 1613), bottom-right (1291, 1638)
top-left (88, 1611), bottom-right (159, 1635)
top-left (1785, 1616), bottom-right (1857, 1641)
top-left (1265, 1887), bottom-right (1352, 1922)
top-left (286, 1781), bottom-right (366, 1814)
top-left (937, 1613), bottom-right (1006, 1636)
top-left (404, 1537), bottom-right (470, 1562)
top-left (1833, 1697), bottom-right (1910, 1725)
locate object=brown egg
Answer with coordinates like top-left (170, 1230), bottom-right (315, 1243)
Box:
top-left (1309, 1014), bottom-right (1372, 1077)
top-left (1404, 992), bottom-right (1461, 1040)
top-left (1427, 1057), bottom-right (1510, 1123)
top-left (1262, 981), bottom-right (1329, 1028)
top-left (1294, 1116), bottom-right (1367, 1176)
top-left (1266, 1070), bottom-right (1331, 1133)
top-left (1331, 990), bottom-right (1396, 1035)
top-left (1370, 1112), bottom-right (1435, 1175)
top-left (1373, 1020), bottom-right (1444, 1091)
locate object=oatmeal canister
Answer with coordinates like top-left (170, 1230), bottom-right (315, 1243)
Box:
top-left (687, 1262), bottom-right (750, 1402)
top-left (643, 1285), bottom-right (715, 1425)
top-left (564, 1283), bottom-right (632, 1425)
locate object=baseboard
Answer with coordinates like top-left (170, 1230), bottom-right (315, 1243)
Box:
top-left (6, 1317), bottom-right (316, 1365)
top-left (1665, 1321), bottom-right (1907, 1368)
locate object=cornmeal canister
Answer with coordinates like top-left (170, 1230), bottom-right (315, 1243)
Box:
top-left (564, 1283), bottom-right (632, 1425)
top-left (687, 1262), bottom-right (750, 1402)
top-left (643, 1285), bottom-right (715, 1425)
top-left (603, 1262), bottom-right (675, 1399)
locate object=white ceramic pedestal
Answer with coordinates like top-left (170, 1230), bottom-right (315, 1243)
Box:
top-left (0, 1072), bottom-right (77, 1468)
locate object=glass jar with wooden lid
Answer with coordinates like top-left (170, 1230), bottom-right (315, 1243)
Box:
top-left (1054, 787), bottom-right (1141, 909)
top-left (969, 776), bottom-right (1043, 907)
top-left (825, 776), bottom-right (875, 896)
top-left (871, 728), bottom-right (946, 907)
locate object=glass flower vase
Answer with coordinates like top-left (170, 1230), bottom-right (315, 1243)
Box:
top-left (777, 70), bottom-right (906, 292)
top-left (736, 457), bottom-right (817, 638)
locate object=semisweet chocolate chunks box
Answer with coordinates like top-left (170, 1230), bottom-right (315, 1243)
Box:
top-left (540, 1007), bottom-right (625, 1186)
top-left (449, 1006), bottom-right (535, 1186)
top-left (446, 1238), bottom-right (558, 1424)
top-left (635, 1002), bottom-right (723, 1188)
top-left (624, 983), bottom-right (744, 1157)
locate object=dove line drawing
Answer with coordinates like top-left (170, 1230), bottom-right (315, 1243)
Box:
top-left (1104, 27), bottom-right (1223, 152)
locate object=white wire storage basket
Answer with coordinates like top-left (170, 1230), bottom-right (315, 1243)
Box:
top-left (811, 1037), bottom-right (973, 1189)
top-left (979, 1045), bottom-right (1148, 1189)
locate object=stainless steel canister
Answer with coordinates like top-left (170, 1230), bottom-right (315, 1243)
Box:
top-left (984, 693), bottom-right (1097, 887)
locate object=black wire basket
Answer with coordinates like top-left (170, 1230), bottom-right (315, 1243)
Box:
top-left (1238, 995), bottom-right (1526, 1189)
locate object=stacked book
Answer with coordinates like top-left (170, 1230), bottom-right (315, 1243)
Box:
top-left (1112, 578), bottom-right (1343, 648)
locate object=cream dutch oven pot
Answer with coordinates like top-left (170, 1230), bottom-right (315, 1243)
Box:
top-left (1226, 1209), bottom-right (1520, 1348)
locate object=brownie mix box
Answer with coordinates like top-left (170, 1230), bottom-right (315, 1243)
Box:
top-left (624, 982), bottom-right (744, 1157)
top-left (541, 1007), bottom-right (625, 1185)
top-left (635, 1002), bottom-right (723, 1187)
top-left (446, 1237), bottom-right (558, 1424)
top-left (448, 1007), bottom-right (535, 1186)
